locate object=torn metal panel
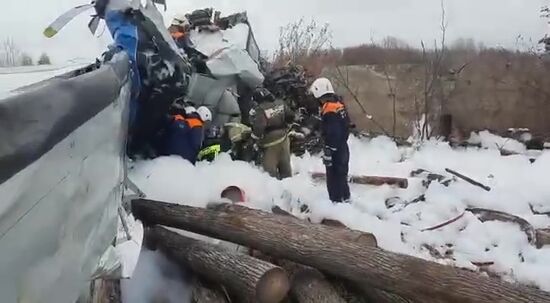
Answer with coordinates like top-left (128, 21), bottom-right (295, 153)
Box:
top-left (206, 46), bottom-right (264, 88)
top-left (0, 53), bottom-right (130, 303)
top-left (0, 53), bottom-right (129, 185)
top-left (185, 73), bottom-right (227, 107)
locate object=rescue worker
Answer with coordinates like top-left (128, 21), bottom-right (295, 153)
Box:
top-left (94, 0), bottom-right (191, 159)
top-left (161, 106), bottom-right (212, 164)
top-left (169, 13), bottom-right (208, 73)
top-left (197, 121), bottom-right (256, 162)
top-left (197, 126), bottom-right (223, 162)
top-left (309, 78), bottom-right (351, 203)
top-left (222, 122), bottom-right (253, 161)
top-left (169, 14), bottom-right (192, 52)
top-left (250, 88), bottom-right (295, 179)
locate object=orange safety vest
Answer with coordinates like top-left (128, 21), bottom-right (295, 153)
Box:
top-left (173, 114), bottom-right (185, 121)
top-left (322, 102), bottom-right (345, 115)
top-left (170, 31), bottom-right (185, 39)
top-left (185, 117), bottom-right (204, 129)
top-left (172, 115), bottom-right (203, 128)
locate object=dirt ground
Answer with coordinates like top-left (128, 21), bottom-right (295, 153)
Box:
top-left (324, 59), bottom-right (550, 140)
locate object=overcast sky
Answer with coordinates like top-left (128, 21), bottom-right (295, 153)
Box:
top-left (0, 0), bottom-right (548, 64)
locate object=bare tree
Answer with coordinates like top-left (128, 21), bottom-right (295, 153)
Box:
top-left (1, 37), bottom-right (21, 67)
top-left (276, 18), bottom-right (332, 66)
top-left (328, 64), bottom-right (392, 137)
top-left (369, 37), bottom-right (400, 138)
top-left (540, 6), bottom-right (550, 55)
top-left (383, 67), bottom-right (398, 137)
top-left (413, 0), bottom-right (448, 141)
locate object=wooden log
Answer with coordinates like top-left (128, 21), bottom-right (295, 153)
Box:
top-left (254, 251), bottom-right (406, 303)
top-left (445, 168), bottom-right (491, 191)
top-left (326, 278), bottom-right (369, 303)
top-left (191, 278), bottom-right (229, 303)
top-left (350, 175), bottom-right (408, 189)
top-left (267, 210), bottom-right (396, 302)
top-left (269, 209), bottom-right (406, 302)
top-left (146, 226), bottom-right (290, 303)
top-left (536, 229), bottom-right (550, 249)
top-left (271, 206), bottom-right (378, 247)
top-left (132, 200), bottom-right (550, 303)
top-left (311, 172), bottom-right (408, 189)
top-left (276, 259), bottom-right (346, 303)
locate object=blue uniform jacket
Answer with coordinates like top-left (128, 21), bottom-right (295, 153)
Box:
top-left (162, 114), bottom-right (205, 164)
top-left (321, 99), bottom-right (350, 151)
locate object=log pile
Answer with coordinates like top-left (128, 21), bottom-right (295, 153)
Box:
top-left (146, 226), bottom-right (289, 303)
top-left (132, 199), bottom-right (550, 303)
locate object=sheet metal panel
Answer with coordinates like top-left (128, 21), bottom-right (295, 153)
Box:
top-left (0, 53), bottom-right (130, 303)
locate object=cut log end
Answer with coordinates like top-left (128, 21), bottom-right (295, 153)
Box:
top-left (256, 267), bottom-right (291, 303)
top-left (355, 233), bottom-right (378, 247)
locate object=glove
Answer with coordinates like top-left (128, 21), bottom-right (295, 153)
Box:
top-left (288, 130), bottom-right (305, 140)
top-left (252, 142), bottom-right (260, 152)
top-left (322, 146), bottom-right (336, 167)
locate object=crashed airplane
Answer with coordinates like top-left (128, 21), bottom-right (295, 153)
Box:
top-left (0, 1), bottom-right (327, 301)
top-left (0, 1), bottom-right (266, 302)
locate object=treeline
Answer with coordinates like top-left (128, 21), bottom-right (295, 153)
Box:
top-left (275, 35), bottom-right (544, 77)
top-left (336, 36), bottom-right (538, 66)
top-left (0, 37), bottom-right (51, 67)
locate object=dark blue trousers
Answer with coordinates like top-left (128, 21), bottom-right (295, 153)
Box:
top-left (325, 144), bottom-right (350, 203)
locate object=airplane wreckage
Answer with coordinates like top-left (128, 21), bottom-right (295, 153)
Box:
top-left (0, 2), bottom-right (324, 302)
top-left (2, 1), bottom-right (549, 303)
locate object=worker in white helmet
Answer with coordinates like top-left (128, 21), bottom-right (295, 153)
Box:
top-left (160, 106), bottom-right (212, 165)
top-left (168, 13), bottom-right (192, 52)
top-left (309, 77), bottom-right (352, 203)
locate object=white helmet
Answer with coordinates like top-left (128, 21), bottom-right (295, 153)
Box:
top-left (309, 77), bottom-right (335, 99)
top-left (197, 106), bottom-right (212, 122)
top-left (184, 106), bottom-right (197, 115)
top-left (171, 13), bottom-right (190, 27)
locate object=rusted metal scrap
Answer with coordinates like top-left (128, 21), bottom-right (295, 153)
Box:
top-left (445, 168), bottom-right (491, 192)
top-left (421, 211), bottom-right (467, 232)
top-left (466, 208), bottom-right (536, 246)
top-left (385, 195), bottom-right (426, 212)
top-left (411, 169), bottom-right (456, 188)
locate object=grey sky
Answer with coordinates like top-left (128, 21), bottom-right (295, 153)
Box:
top-left (0, 0), bottom-right (547, 64)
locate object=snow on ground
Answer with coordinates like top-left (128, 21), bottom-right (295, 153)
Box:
top-left (469, 130), bottom-right (527, 154)
top-left (1, 66), bottom-right (548, 295)
top-left (129, 135), bottom-right (550, 292)
top-left (0, 61), bottom-right (90, 99)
